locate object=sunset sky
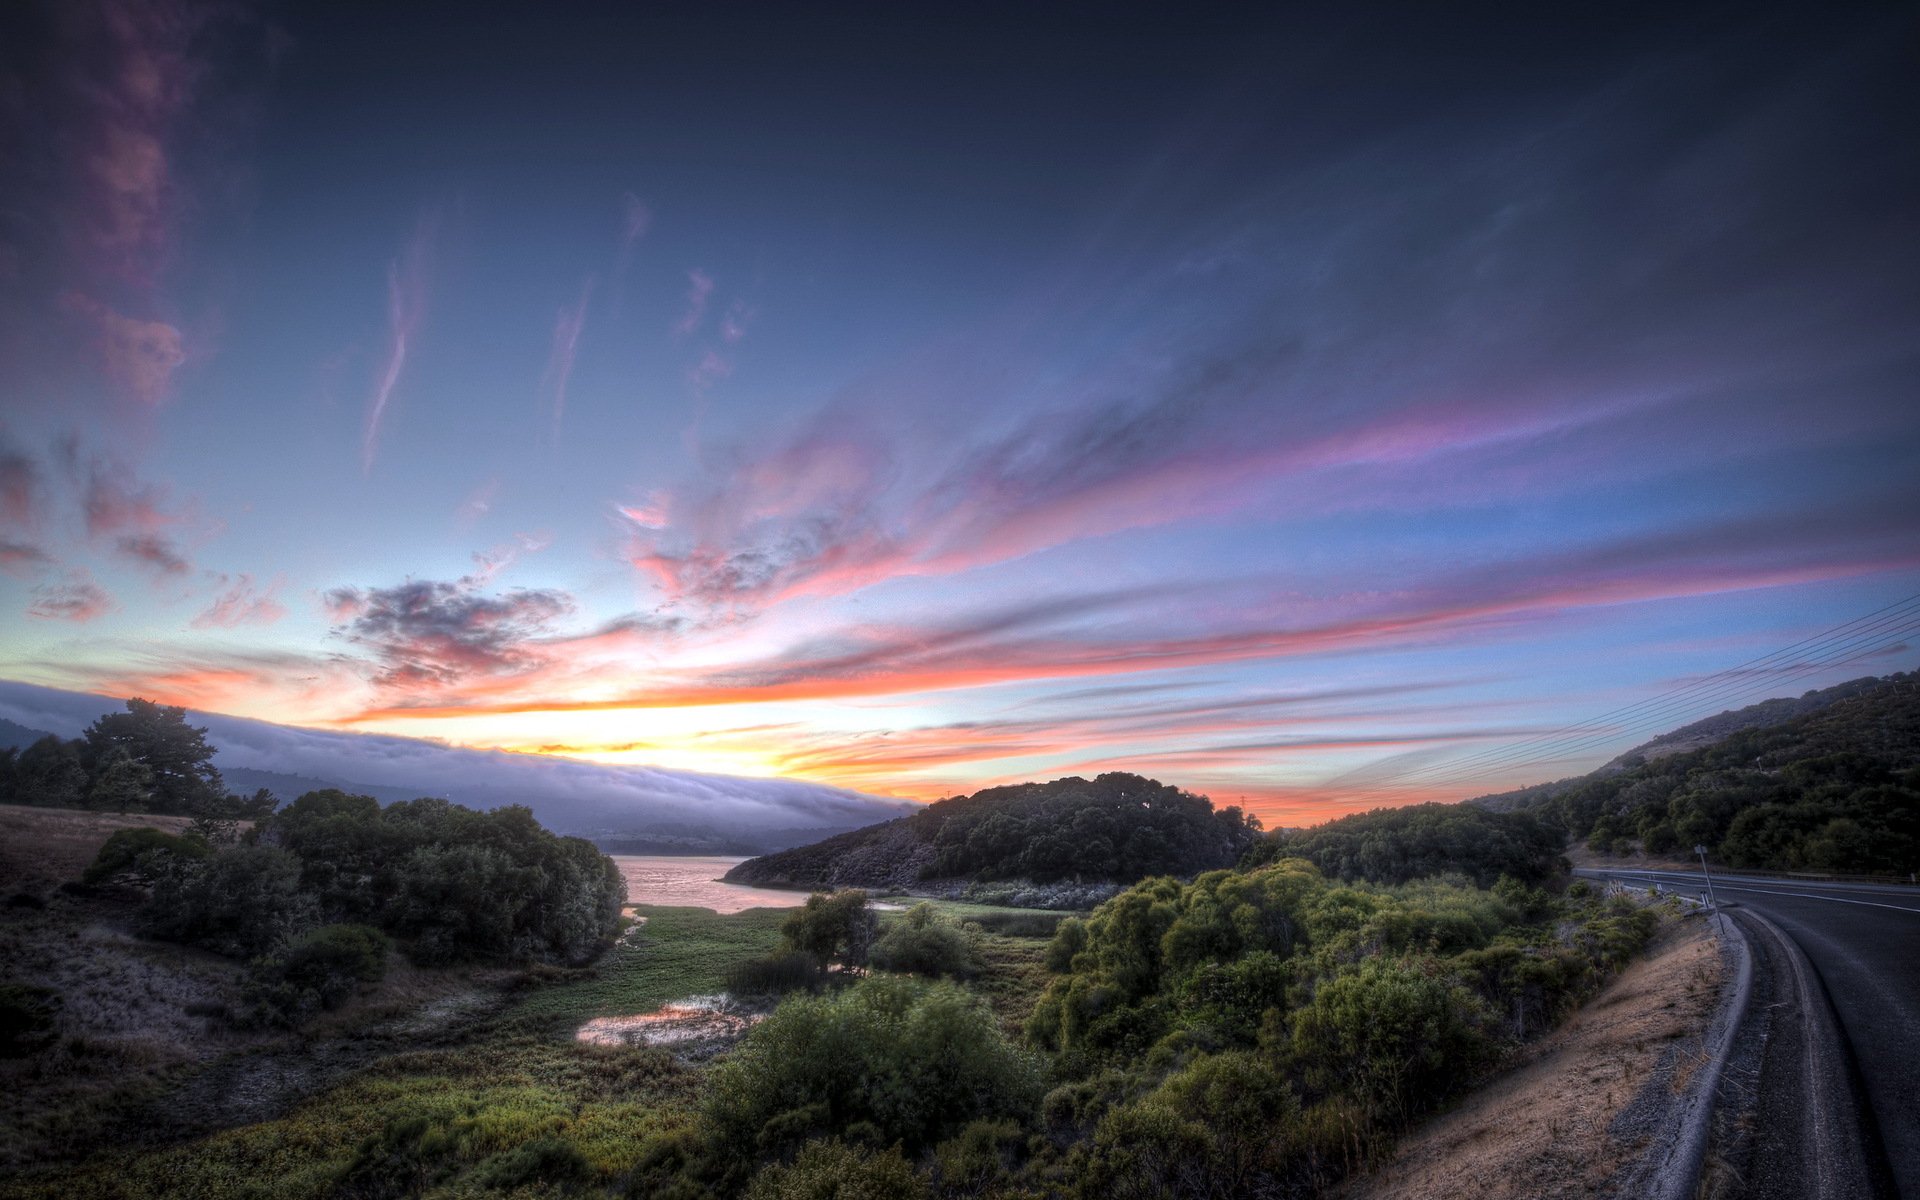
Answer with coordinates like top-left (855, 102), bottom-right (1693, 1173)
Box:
top-left (1, 1), bottom-right (1916, 824)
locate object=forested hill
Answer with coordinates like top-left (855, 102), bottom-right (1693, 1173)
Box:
top-left (722, 773), bottom-right (1262, 893)
top-left (1474, 674), bottom-right (1900, 814)
top-left (1497, 674), bottom-right (1919, 873)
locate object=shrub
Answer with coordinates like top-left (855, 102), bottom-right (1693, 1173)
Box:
top-left (144, 844), bottom-right (311, 958)
top-left (707, 977), bottom-right (1043, 1164)
top-left (1288, 958), bottom-right (1491, 1121)
top-left (0, 983), bottom-right (61, 1057)
top-left (472, 1136), bottom-right (593, 1191)
top-left (726, 952), bottom-right (825, 997)
top-left (870, 904), bottom-right (979, 979)
top-left (744, 1139), bottom-right (927, 1200)
top-left (82, 826), bottom-right (211, 886)
top-left (781, 891), bottom-right (878, 969)
top-left (249, 923), bottom-right (392, 1022)
top-left (1081, 1051), bottom-right (1302, 1200)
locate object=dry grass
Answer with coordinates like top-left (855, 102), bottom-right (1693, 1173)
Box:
top-left (1343, 917), bottom-right (1723, 1200)
top-left (0, 806), bottom-right (203, 896)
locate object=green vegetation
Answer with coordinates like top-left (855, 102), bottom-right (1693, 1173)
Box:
top-left (1506, 676), bottom-right (1920, 872)
top-left (1244, 801), bottom-right (1568, 886)
top-left (705, 977), bottom-right (1042, 1170)
top-left (0, 699), bottom-right (275, 818)
top-left (870, 903), bottom-right (982, 980)
top-left (110, 789), bottom-right (627, 969)
top-left (725, 773), bottom-right (1262, 894)
top-left (3, 764), bottom-right (1682, 1200)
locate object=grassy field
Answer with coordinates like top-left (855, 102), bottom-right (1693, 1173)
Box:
top-left (505, 904), bottom-right (789, 1028)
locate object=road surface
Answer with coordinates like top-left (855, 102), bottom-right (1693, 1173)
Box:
top-left (1579, 868), bottom-right (1920, 1198)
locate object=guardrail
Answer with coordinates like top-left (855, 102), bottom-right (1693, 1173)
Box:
top-left (1588, 861), bottom-right (1918, 887)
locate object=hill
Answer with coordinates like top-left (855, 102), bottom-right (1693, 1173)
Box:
top-left (723, 772), bottom-right (1262, 895)
top-left (0, 717), bottom-right (56, 750)
top-left (1246, 801), bottom-right (1567, 886)
top-left (1496, 674), bottom-right (1919, 873)
top-left (1473, 675), bottom-right (1899, 813)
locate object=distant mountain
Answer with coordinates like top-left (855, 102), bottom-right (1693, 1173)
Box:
top-left (724, 773), bottom-right (1261, 894)
top-left (0, 679), bottom-right (912, 841)
top-left (0, 718), bottom-right (56, 750)
top-left (1473, 674), bottom-right (1900, 813)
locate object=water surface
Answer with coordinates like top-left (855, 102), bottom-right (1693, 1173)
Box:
top-left (612, 854), bottom-right (809, 913)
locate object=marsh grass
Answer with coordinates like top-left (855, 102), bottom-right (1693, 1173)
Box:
top-left (504, 905), bottom-right (790, 1029)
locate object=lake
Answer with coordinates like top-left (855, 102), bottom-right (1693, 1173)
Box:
top-left (613, 854), bottom-right (810, 913)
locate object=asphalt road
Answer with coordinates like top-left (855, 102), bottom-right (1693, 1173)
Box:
top-left (1580, 868), bottom-right (1920, 1198)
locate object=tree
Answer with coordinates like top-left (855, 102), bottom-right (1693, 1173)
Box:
top-left (86, 749), bottom-right (154, 813)
top-left (82, 699), bottom-right (226, 814)
top-left (14, 736), bottom-right (87, 807)
top-left (781, 891), bottom-right (878, 969)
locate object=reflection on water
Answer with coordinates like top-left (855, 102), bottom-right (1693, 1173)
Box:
top-left (613, 854), bottom-right (809, 913)
top-left (575, 994), bottom-right (761, 1047)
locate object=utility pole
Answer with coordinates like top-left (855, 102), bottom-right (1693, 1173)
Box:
top-left (1695, 844), bottom-right (1717, 908)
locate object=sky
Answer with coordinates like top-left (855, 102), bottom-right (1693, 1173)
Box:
top-left (1, 0), bottom-right (1916, 826)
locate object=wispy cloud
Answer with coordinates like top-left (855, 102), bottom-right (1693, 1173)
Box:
top-left (615, 193), bottom-right (651, 279)
top-left (366, 491), bottom-right (1920, 721)
top-left (721, 299), bottom-right (754, 343)
top-left (72, 445), bottom-right (196, 578)
top-left (0, 542), bottom-right (54, 575)
top-left (193, 574), bottom-right (287, 628)
top-left (57, 290), bottom-right (186, 405)
top-left (0, 440), bottom-right (41, 531)
top-left (540, 276), bottom-right (594, 436)
top-left (686, 349), bottom-right (731, 392)
top-left (362, 215), bottom-right (436, 474)
top-left (671, 269), bottom-right (713, 337)
top-left (28, 572), bottom-right (114, 622)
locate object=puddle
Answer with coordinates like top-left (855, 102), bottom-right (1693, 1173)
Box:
top-left (574, 994), bottom-right (761, 1048)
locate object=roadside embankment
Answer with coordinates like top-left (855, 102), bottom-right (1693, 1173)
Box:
top-left (1344, 910), bottom-right (1731, 1200)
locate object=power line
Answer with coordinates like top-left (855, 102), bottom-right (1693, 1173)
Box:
top-left (1332, 592), bottom-right (1920, 806)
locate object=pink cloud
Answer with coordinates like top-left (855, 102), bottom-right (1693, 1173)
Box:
top-left (671, 269), bottom-right (713, 337)
top-left (28, 572), bottom-right (114, 622)
top-left (686, 349), bottom-right (732, 391)
top-left (363, 215), bottom-right (436, 473)
top-left (192, 574), bottom-right (287, 628)
top-left (58, 290), bottom-right (187, 405)
top-left (72, 446), bottom-right (199, 577)
top-left (0, 444), bottom-right (40, 530)
top-left (53, 0), bottom-right (218, 287)
top-left (457, 477), bottom-right (500, 525)
top-left (540, 276), bottom-right (595, 435)
top-left (0, 542), bottom-right (54, 575)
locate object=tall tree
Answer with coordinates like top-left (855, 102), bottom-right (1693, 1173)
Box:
top-left (82, 699), bottom-right (226, 814)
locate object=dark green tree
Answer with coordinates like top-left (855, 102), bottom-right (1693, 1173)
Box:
top-left (82, 699), bottom-right (226, 814)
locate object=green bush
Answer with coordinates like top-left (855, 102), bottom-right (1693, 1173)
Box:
top-left (471, 1135), bottom-right (593, 1191)
top-left (726, 952), bottom-right (825, 997)
top-left (1081, 1051), bottom-right (1302, 1200)
top-left (248, 923), bottom-right (392, 1022)
top-left (870, 903), bottom-right (979, 979)
top-left (743, 1139), bottom-right (927, 1200)
top-left (781, 891), bottom-right (878, 969)
top-left (144, 844), bottom-right (311, 958)
top-left (1288, 957), bottom-right (1491, 1121)
top-left (82, 826), bottom-right (210, 886)
top-left (707, 976), bottom-right (1043, 1164)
